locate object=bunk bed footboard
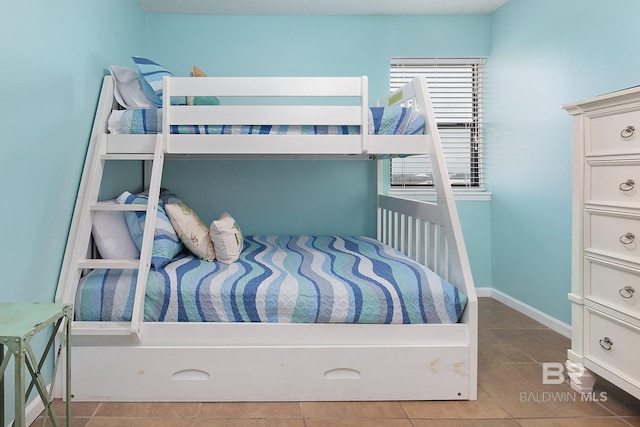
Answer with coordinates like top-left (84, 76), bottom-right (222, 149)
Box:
top-left (377, 193), bottom-right (478, 395)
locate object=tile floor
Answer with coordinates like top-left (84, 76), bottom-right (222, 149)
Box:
top-left (33, 297), bottom-right (640, 426)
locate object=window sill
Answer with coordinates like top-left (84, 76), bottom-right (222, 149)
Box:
top-left (387, 188), bottom-right (492, 202)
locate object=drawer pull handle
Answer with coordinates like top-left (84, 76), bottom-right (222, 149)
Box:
top-left (599, 337), bottom-right (613, 351)
top-left (619, 179), bottom-right (635, 192)
top-left (621, 125), bottom-right (636, 139)
top-left (619, 285), bottom-right (635, 298)
top-left (619, 232), bottom-right (635, 245)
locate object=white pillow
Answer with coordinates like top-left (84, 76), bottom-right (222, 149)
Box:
top-left (92, 200), bottom-right (140, 259)
top-left (165, 203), bottom-right (215, 262)
top-left (210, 212), bottom-right (244, 264)
top-left (109, 65), bottom-right (156, 109)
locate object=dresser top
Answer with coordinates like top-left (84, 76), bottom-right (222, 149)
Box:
top-left (564, 85), bottom-right (640, 114)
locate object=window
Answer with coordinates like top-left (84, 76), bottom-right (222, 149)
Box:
top-left (390, 57), bottom-right (485, 189)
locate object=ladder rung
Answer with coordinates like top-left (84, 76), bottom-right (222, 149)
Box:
top-left (90, 203), bottom-right (147, 211)
top-left (101, 154), bottom-right (155, 161)
top-left (78, 259), bottom-right (141, 270)
top-left (72, 321), bottom-right (137, 337)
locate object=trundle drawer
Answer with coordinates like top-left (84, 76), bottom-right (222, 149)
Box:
top-left (589, 109), bottom-right (640, 156)
top-left (587, 212), bottom-right (640, 262)
top-left (71, 344), bottom-right (471, 401)
top-left (587, 259), bottom-right (640, 318)
top-left (586, 309), bottom-right (640, 387)
top-left (588, 163), bottom-right (640, 206)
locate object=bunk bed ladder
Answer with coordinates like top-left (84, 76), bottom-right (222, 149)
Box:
top-left (128, 136), bottom-right (164, 338)
top-left (56, 77), bottom-right (164, 340)
top-left (64, 136), bottom-right (163, 341)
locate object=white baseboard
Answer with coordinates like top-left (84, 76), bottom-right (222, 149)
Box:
top-left (476, 287), bottom-right (571, 338)
top-left (475, 287), bottom-right (492, 298)
top-left (26, 394), bottom-right (47, 425)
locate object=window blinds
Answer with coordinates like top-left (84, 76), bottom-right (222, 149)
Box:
top-left (390, 57), bottom-right (485, 188)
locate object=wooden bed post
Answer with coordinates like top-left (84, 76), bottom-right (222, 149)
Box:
top-left (361, 76), bottom-right (369, 154)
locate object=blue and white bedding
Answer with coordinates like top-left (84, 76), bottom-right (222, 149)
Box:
top-left (75, 235), bottom-right (466, 324)
top-left (108, 107), bottom-right (425, 136)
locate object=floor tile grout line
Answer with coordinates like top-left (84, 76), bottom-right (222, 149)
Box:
top-left (478, 384), bottom-right (519, 422)
top-left (89, 401), bottom-right (101, 422)
top-left (398, 400), bottom-right (411, 421)
top-left (619, 415), bottom-right (637, 426)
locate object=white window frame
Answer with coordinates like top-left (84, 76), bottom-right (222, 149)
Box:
top-left (389, 57), bottom-right (490, 201)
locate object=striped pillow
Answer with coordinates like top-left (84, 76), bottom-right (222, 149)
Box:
top-left (117, 191), bottom-right (184, 269)
top-left (132, 56), bottom-right (173, 107)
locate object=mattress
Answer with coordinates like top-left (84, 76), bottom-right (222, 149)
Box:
top-left (108, 107), bottom-right (425, 136)
top-left (75, 235), bottom-right (466, 324)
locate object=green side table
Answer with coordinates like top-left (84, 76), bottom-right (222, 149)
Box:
top-left (0, 303), bottom-right (72, 427)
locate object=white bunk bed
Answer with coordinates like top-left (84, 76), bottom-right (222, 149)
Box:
top-left (55, 74), bottom-right (478, 402)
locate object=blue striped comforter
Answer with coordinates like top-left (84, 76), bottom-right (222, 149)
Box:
top-left (107, 107), bottom-right (425, 136)
top-left (75, 235), bottom-right (466, 324)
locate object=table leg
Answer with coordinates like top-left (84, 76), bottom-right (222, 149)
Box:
top-left (14, 339), bottom-right (25, 427)
top-left (65, 312), bottom-right (71, 425)
top-left (25, 347), bottom-right (58, 427)
top-left (1, 343), bottom-right (4, 427)
top-left (25, 320), bottom-right (65, 427)
top-left (0, 343), bottom-right (16, 427)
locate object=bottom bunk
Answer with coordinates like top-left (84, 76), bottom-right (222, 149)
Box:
top-left (75, 235), bottom-right (466, 324)
top-left (58, 195), bottom-right (477, 402)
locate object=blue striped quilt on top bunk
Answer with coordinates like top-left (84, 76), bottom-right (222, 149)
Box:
top-left (75, 235), bottom-right (466, 324)
top-left (107, 107), bottom-right (425, 136)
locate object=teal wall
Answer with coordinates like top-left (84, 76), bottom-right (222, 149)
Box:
top-left (485, 0), bottom-right (640, 323)
top-left (0, 1), bottom-right (145, 424)
top-left (1, 0), bottom-right (145, 302)
top-left (163, 160), bottom-right (377, 236)
top-left (458, 200), bottom-right (492, 289)
top-left (144, 15), bottom-right (490, 100)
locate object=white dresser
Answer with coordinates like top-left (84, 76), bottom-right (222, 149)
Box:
top-left (564, 87), bottom-right (640, 400)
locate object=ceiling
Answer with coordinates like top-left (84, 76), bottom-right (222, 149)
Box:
top-left (138, 0), bottom-right (510, 16)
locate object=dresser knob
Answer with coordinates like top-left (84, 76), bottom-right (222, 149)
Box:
top-left (599, 337), bottom-right (613, 351)
top-left (619, 285), bottom-right (635, 298)
top-left (621, 125), bottom-right (636, 139)
top-left (619, 232), bottom-right (635, 245)
top-left (619, 179), bottom-right (635, 192)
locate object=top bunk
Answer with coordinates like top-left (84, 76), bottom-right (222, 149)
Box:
top-left (101, 74), bottom-right (436, 158)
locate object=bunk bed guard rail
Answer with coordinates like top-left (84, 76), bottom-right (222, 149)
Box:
top-left (162, 76), bottom-right (371, 155)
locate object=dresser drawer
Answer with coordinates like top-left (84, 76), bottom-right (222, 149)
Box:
top-left (586, 309), bottom-right (640, 387)
top-left (587, 212), bottom-right (640, 262)
top-left (589, 109), bottom-right (640, 156)
top-left (587, 259), bottom-right (640, 318)
top-left (588, 163), bottom-right (640, 206)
